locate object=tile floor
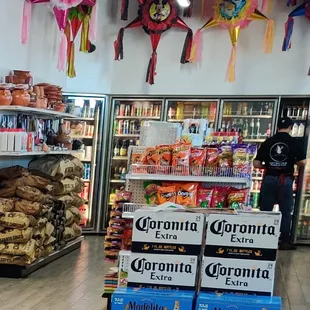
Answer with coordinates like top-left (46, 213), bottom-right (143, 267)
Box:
top-left (0, 236), bottom-right (310, 309)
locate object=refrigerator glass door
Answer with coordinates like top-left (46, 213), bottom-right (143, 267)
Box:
top-left (62, 94), bottom-right (106, 232)
top-left (102, 98), bottom-right (163, 231)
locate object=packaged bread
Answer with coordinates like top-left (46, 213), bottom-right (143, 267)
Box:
top-left (27, 215), bottom-right (38, 227)
top-left (0, 166), bottom-right (29, 180)
top-left (0, 212), bottom-right (30, 230)
top-left (0, 239), bottom-right (36, 259)
top-left (68, 207), bottom-right (81, 224)
top-left (71, 223), bottom-right (82, 237)
top-left (0, 198), bottom-right (15, 215)
top-left (65, 210), bottom-right (74, 226)
top-left (52, 177), bottom-right (83, 196)
top-left (16, 186), bottom-right (53, 204)
top-left (35, 217), bottom-right (48, 229)
top-left (55, 193), bottom-right (85, 208)
top-left (0, 187), bottom-right (16, 198)
top-left (0, 254), bottom-right (34, 266)
top-left (0, 227), bottom-right (33, 243)
top-left (14, 199), bottom-right (42, 216)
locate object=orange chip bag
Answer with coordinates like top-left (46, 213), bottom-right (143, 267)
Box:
top-left (172, 143), bottom-right (191, 175)
top-left (190, 148), bottom-right (207, 176)
top-left (131, 152), bottom-right (148, 173)
top-left (157, 186), bottom-right (176, 204)
top-left (156, 145), bottom-right (172, 174)
top-left (145, 147), bottom-right (158, 165)
top-left (176, 183), bottom-right (198, 207)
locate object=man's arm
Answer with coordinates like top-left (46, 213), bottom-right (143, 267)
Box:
top-left (295, 140), bottom-right (307, 167)
top-left (253, 160), bottom-right (265, 169)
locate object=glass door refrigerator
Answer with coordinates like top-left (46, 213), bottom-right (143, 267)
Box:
top-left (62, 93), bottom-right (107, 233)
top-left (164, 99), bottom-right (220, 132)
top-left (218, 98), bottom-right (279, 208)
top-left (277, 97), bottom-right (310, 244)
top-left (100, 97), bottom-right (164, 232)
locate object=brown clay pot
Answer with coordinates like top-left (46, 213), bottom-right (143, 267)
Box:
top-left (13, 70), bottom-right (33, 85)
top-left (12, 89), bottom-right (30, 106)
top-left (0, 89), bottom-right (12, 106)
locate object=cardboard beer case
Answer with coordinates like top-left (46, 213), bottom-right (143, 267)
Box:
top-left (112, 287), bottom-right (195, 310)
top-left (201, 256), bottom-right (276, 296)
top-left (127, 252), bottom-right (199, 290)
top-left (132, 204), bottom-right (205, 255)
top-left (196, 292), bottom-right (282, 310)
top-left (205, 211), bottom-right (282, 261)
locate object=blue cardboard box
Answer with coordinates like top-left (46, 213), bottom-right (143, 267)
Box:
top-left (196, 292), bottom-right (282, 310)
top-left (112, 287), bottom-right (195, 310)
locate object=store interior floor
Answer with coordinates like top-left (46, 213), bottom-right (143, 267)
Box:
top-left (1, 237), bottom-right (310, 310)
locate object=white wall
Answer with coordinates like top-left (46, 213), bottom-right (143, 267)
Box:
top-left (2, 0), bottom-right (310, 96)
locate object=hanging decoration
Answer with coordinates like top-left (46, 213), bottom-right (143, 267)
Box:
top-left (190, 0), bottom-right (274, 82)
top-left (21, 0), bottom-right (97, 76)
top-left (282, 1), bottom-right (310, 75)
top-left (114, 0), bottom-right (193, 85)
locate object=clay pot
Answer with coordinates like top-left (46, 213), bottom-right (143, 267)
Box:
top-left (13, 70), bottom-right (33, 85)
top-left (12, 89), bottom-right (30, 107)
top-left (0, 89), bottom-right (12, 106)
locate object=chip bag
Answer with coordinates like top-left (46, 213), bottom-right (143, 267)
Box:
top-left (218, 145), bottom-right (233, 169)
top-left (190, 148), bottom-right (207, 176)
top-left (144, 181), bottom-right (161, 204)
top-left (227, 188), bottom-right (249, 209)
top-left (157, 186), bottom-right (176, 204)
top-left (210, 186), bottom-right (230, 208)
top-left (176, 183), bottom-right (198, 207)
top-left (172, 143), bottom-right (191, 175)
top-left (233, 144), bottom-right (248, 175)
top-left (197, 188), bottom-right (214, 208)
top-left (156, 145), bottom-right (172, 174)
top-left (205, 148), bottom-right (219, 175)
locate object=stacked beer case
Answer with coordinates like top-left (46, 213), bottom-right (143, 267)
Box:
top-left (112, 206), bottom-right (205, 309)
top-left (197, 211), bottom-right (282, 310)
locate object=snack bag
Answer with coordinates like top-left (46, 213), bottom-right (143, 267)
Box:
top-left (233, 144), bottom-right (248, 175)
top-left (210, 186), bottom-right (230, 208)
top-left (247, 144), bottom-right (258, 162)
top-left (157, 186), bottom-right (176, 204)
top-left (131, 152), bottom-right (148, 174)
top-left (197, 188), bottom-right (214, 208)
top-left (145, 147), bottom-right (158, 166)
top-left (144, 181), bottom-right (161, 204)
top-left (218, 145), bottom-right (233, 172)
top-left (156, 145), bottom-right (172, 174)
top-left (172, 143), bottom-right (191, 175)
top-left (227, 188), bottom-right (249, 209)
top-left (176, 183), bottom-right (198, 207)
top-left (205, 148), bottom-right (219, 175)
top-left (190, 148), bottom-right (207, 176)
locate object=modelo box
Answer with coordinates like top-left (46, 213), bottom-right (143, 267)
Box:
top-left (201, 256), bottom-right (275, 295)
top-left (204, 212), bottom-right (281, 261)
top-left (132, 209), bottom-right (205, 255)
top-left (128, 252), bottom-right (198, 290)
top-left (112, 287), bottom-right (195, 310)
top-left (196, 292), bottom-right (282, 310)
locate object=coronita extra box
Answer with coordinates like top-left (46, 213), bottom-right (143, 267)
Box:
top-left (132, 207), bottom-right (205, 255)
top-left (112, 287), bottom-right (195, 310)
top-left (196, 292), bottom-right (282, 310)
top-left (127, 252), bottom-right (199, 290)
top-left (201, 256), bottom-right (275, 295)
top-left (204, 212), bottom-right (281, 261)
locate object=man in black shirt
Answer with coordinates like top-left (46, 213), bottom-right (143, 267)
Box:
top-left (254, 117), bottom-right (306, 250)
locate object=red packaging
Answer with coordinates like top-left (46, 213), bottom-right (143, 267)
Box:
top-left (197, 188), bottom-right (214, 208)
top-left (210, 186), bottom-right (230, 209)
top-left (205, 148), bottom-right (219, 174)
top-left (227, 188), bottom-right (249, 209)
top-left (176, 183), bottom-right (198, 207)
top-left (172, 143), bottom-right (191, 175)
top-left (190, 147), bottom-right (207, 176)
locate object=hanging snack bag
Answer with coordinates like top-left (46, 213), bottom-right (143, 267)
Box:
top-left (190, 148), bottom-right (207, 176)
top-left (144, 181), bottom-right (161, 204)
top-left (156, 145), bottom-right (172, 174)
top-left (145, 147), bottom-right (158, 166)
top-left (197, 188), bottom-right (214, 208)
top-left (176, 183), bottom-right (198, 207)
top-left (131, 152), bottom-right (148, 173)
top-left (157, 186), bottom-right (176, 204)
top-left (205, 147), bottom-right (219, 175)
top-left (210, 186), bottom-right (230, 208)
top-left (227, 188), bottom-right (249, 209)
top-left (218, 145), bottom-right (233, 172)
top-left (233, 144), bottom-right (249, 175)
top-left (247, 144), bottom-right (258, 162)
top-left (172, 143), bottom-right (191, 175)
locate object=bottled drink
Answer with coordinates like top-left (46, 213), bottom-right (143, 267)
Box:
top-left (297, 107), bottom-right (302, 119)
top-left (201, 102), bottom-right (209, 118)
top-left (242, 119), bottom-right (248, 138)
top-left (287, 106), bottom-right (291, 117)
top-left (118, 120), bottom-right (123, 134)
top-left (123, 120), bottom-right (129, 134)
top-left (264, 102), bottom-right (269, 114)
top-left (298, 123), bottom-right (305, 137)
top-left (256, 119), bottom-right (261, 138)
top-left (242, 102), bottom-right (248, 115)
top-left (176, 102), bottom-right (184, 120)
top-left (302, 107), bottom-right (308, 120)
top-left (173, 301), bottom-right (180, 310)
top-left (115, 105), bottom-right (120, 116)
top-left (124, 105), bottom-right (130, 116)
top-left (266, 123), bottom-right (271, 137)
top-left (120, 140), bottom-right (128, 156)
top-left (129, 120), bottom-right (135, 134)
top-left (249, 103), bottom-right (253, 115)
top-left (237, 103), bottom-right (242, 115)
top-left (268, 103), bottom-right (273, 115)
top-left (114, 139), bottom-right (120, 156)
top-left (221, 121), bottom-right (226, 132)
top-left (292, 123), bottom-right (298, 137)
top-left (259, 103), bottom-right (264, 115)
top-left (250, 118), bottom-right (255, 138)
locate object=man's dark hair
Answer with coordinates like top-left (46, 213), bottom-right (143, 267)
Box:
top-left (278, 117), bottom-right (293, 129)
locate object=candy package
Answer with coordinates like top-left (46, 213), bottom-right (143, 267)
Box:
top-left (176, 183), bottom-right (198, 207)
top-left (105, 235), bottom-right (123, 244)
top-left (107, 227), bottom-right (123, 237)
top-left (210, 186), bottom-right (230, 208)
top-left (227, 188), bottom-right (249, 209)
top-left (172, 143), bottom-right (191, 175)
top-left (110, 211), bottom-right (123, 220)
top-left (190, 148), bottom-right (207, 176)
top-left (116, 191), bottom-right (132, 202)
top-left (122, 220), bottom-right (133, 251)
top-left (197, 188), bottom-right (214, 208)
top-left (104, 241), bottom-right (121, 251)
top-left (157, 186), bottom-right (176, 204)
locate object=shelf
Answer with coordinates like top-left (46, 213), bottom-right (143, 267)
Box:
top-left (114, 134), bottom-right (140, 138)
top-left (250, 190), bottom-right (261, 193)
top-left (82, 179), bottom-right (90, 182)
top-left (252, 176), bottom-right (263, 180)
top-left (0, 150), bottom-right (81, 157)
top-left (0, 236), bottom-right (83, 278)
top-left (126, 173), bottom-right (249, 184)
top-left (115, 116), bottom-right (160, 120)
top-left (167, 118), bottom-right (215, 122)
top-left (301, 213), bottom-right (310, 218)
top-left (110, 179), bottom-right (126, 183)
top-left (0, 106), bottom-right (77, 119)
top-left (81, 159), bottom-right (91, 162)
top-left (222, 114), bottom-right (272, 119)
top-left (112, 156), bottom-right (129, 161)
top-left (242, 138), bottom-right (266, 143)
top-left (70, 136), bottom-right (93, 139)
top-left (65, 117), bottom-right (95, 121)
